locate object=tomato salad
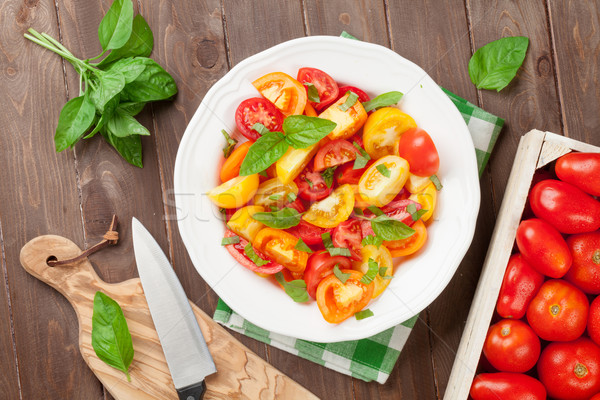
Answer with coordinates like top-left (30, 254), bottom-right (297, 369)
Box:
top-left (207, 67), bottom-right (441, 324)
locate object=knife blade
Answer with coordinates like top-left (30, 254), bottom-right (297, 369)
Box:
top-left (132, 217), bottom-right (216, 400)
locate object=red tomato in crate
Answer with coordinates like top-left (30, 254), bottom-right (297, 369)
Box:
top-left (331, 219), bottom-right (363, 261)
top-left (304, 250), bottom-right (352, 299)
top-left (482, 319), bottom-right (541, 373)
top-left (313, 139), bottom-right (359, 172)
top-left (335, 160), bottom-right (374, 185)
top-left (527, 279), bottom-right (589, 342)
top-left (496, 254), bottom-right (545, 319)
top-left (563, 231), bottom-right (600, 294)
top-left (538, 338), bottom-right (600, 400)
top-left (295, 166), bottom-right (333, 202)
top-left (590, 296), bottom-right (600, 347)
top-left (529, 179), bottom-right (600, 234)
top-left (297, 67), bottom-right (339, 112)
top-left (397, 128), bottom-right (440, 177)
top-left (470, 372), bottom-right (546, 400)
top-left (515, 218), bottom-right (572, 278)
top-left (235, 98), bottom-right (284, 141)
top-left (592, 394), bottom-right (600, 400)
top-left (555, 152), bottom-right (600, 196)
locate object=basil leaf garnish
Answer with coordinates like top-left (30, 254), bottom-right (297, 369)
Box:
top-left (252, 207), bottom-right (302, 229)
top-left (283, 115), bottom-right (336, 149)
top-left (251, 122), bottom-right (270, 136)
top-left (355, 309), bottom-right (374, 320)
top-left (407, 203), bottom-right (428, 221)
top-left (468, 36), bottom-right (529, 91)
top-left (376, 164), bottom-right (391, 178)
top-left (274, 272), bottom-right (309, 302)
top-left (367, 205), bottom-right (384, 216)
top-left (430, 174), bottom-right (443, 190)
top-left (370, 215), bottom-right (415, 241)
top-left (321, 167), bottom-right (336, 188)
top-left (360, 258), bottom-right (379, 285)
top-left (322, 231), bottom-right (352, 256)
top-left (362, 91), bottom-right (404, 112)
top-left (333, 264), bottom-right (350, 284)
top-left (221, 235), bottom-right (240, 246)
top-left (361, 235), bottom-right (383, 248)
top-left (352, 141), bottom-right (370, 169)
top-left (221, 129), bottom-right (237, 158)
top-left (304, 82), bottom-right (320, 103)
top-left (294, 238), bottom-right (313, 253)
top-left (244, 243), bottom-right (270, 266)
top-left (239, 131), bottom-right (288, 176)
top-left (338, 91), bottom-right (358, 111)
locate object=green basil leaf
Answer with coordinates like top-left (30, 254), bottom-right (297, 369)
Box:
top-left (379, 266), bottom-right (388, 277)
top-left (286, 192), bottom-right (297, 202)
top-left (340, 31), bottom-right (359, 40)
top-left (407, 203), bottom-right (428, 222)
top-left (97, 14), bottom-right (153, 67)
top-left (352, 141), bottom-right (370, 169)
top-left (304, 82), bottom-right (320, 103)
top-left (337, 91), bottom-right (358, 111)
top-left (98, 0), bottom-right (134, 51)
top-left (258, 170), bottom-right (268, 178)
top-left (468, 36), bottom-right (529, 91)
top-left (371, 215), bottom-right (415, 241)
top-left (269, 194), bottom-right (282, 201)
top-left (333, 264), bottom-right (350, 284)
top-left (91, 291), bottom-right (134, 381)
top-left (362, 91), bottom-right (404, 112)
top-left (90, 71), bottom-right (126, 113)
top-left (106, 109), bottom-right (150, 137)
top-left (353, 207), bottom-right (364, 216)
top-left (120, 58), bottom-right (177, 102)
top-left (303, 176), bottom-right (314, 188)
top-left (430, 174), bottom-right (443, 190)
top-left (321, 232), bottom-right (334, 249)
top-left (221, 235), bottom-right (240, 246)
top-left (274, 272), bottom-right (309, 303)
top-left (55, 95), bottom-right (96, 151)
top-left (244, 243), bottom-right (270, 267)
top-left (360, 258), bottom-right (379, 285)
top-left (221, 129), bottom-right (237, 158)
top-left (294, 238), bottom-right (313, 253)
top-left (367, 205), bottom-right (384, 216)
top-left (251, 122), bottom-right (270, 136)
top-left (321, 167), bottom-right (336, 188)
top-left (252, 207), bottom-right (302, 229)
top-left (239, 131), bottom-right (288, 176)
top-left (376, 164), bottom-right (391, 178)
top-left (282, 115), bottom-right (336, 149)
top-left (101, 129), bottom-right (143, 167)
top-left (117, 101), bottom-right (145, 116)
top-left (328, 247), bottom-right (352, 257)
top-left (361, 235), bottom-right (383, 248)
top-left (104, 57), bottom-right (149, 83)
top-left (355, 309), bottom-right (374, 320)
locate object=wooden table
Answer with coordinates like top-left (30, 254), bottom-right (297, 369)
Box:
top-left (1, 1), bottom-right (598, 399)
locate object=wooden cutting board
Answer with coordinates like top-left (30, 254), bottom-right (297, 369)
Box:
top-left (20, 235), bottom-right (318, 400)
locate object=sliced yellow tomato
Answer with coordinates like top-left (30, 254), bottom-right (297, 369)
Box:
top-left (227, 205), bottom-right (265, 242)
top-left (318, 92), bottom-right (368, 140)
top-left (252, 72), bottom-right (307, 116)
top-left (207, 174), bottom-right (259, 209)
top-left (253, 178), bottom-right (298, 208)
top-left (358, 155), bottom-right (410, 207)
top-left (353, 244), bottom-right (394, 298)
top-left (363, 107), bottom-right (417, 159)
top-left (254, 228), bottom-right (308, 272)
top-left (405, 173), bottom-right (431, 194)
top-left (276, 143), bottom-right (320, 184)
top-left (408, 182), bottom-right (437, 222)
top-left (385, 219), bottom-right (428, 257)
top-left (303, 184), bottom-right (355, 228)
top-left (303, 102), bottom-right (318, 117)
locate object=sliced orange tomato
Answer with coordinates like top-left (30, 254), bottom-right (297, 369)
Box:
top-left (405, 173), bottom-right (431, 194)
top-left (358, 155), bottom-right (410, 207)
top-left (276, 143), bottom-right (321, 184)
top-left (253, 178), bottom-right (298, 208)
top-left (252, 72), bottom-right (307, 116)
top-left (316, 269), bottom-right (374, 324)
top-left (385, 219), bottom-right (428, 257)
top-left (220, 141), bottom-right (252, 182)
top-left (303, 102), bottom-right (318, 117)
top-left (408, 182), bottom-right (437, 222)
top-left (363, 107), bottom-right (417, 159)
top-left (227, 205), bottom-right (265, 242)
top-left (318, 92), bottom-right (368, 140)
top-left (303, 184), bottom-right (355, 228)
top-left (253, 228), bottom-right (308, 273)
top-left (207, 174), bottom-right (259, 209)
top-left (353, 244), bottom-right (393, 298)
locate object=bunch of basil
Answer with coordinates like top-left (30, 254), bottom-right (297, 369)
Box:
top-left (25, 0), bottom-right (177, 167)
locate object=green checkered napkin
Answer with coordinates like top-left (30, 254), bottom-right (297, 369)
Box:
top-left (214, 33), bottom-right (504, 384)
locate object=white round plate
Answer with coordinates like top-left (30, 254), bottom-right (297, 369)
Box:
top-left (174, 36), bottom-right (480, 342)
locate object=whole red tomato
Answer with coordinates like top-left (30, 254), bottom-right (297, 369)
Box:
top-left (527, 279), bottom-right (589, 341)
top-left (497, 254), bottom-right (545, 319)
top-left (591, 394), bottom-right (600, 400)
top-left (555, 152), bottom-right (600, 196)
top-left (564, 231), bottom-right (600, 294)
top-left (590, 296), bottom-right (600, 347)
top-left (529, 179), bottom-right (600, 234)
top-left (396, 127), bottom-right (439, 177)
top-left (538, 338), bottom-right (600, 400)
top-left (482, 319), bottom-right (541, 373)
top-left (516, 218), bottom-right (572, 278)
top-left (470, 372), bottom-right (546, 400)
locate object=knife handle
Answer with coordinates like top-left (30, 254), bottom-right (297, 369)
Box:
top-left (177, 381), bottom-right (206, 400)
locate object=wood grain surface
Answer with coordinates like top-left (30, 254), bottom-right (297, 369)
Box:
top-left (2, 0), bottom-right (600, 399)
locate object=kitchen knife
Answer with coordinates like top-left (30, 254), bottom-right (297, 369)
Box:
top-left (132, 217), bottom-right (216, 400)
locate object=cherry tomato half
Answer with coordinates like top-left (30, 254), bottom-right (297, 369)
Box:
top-left (316, 269), bottom-right (374, 324)
top-left (496, 254), bottom-right (545, 319)
top-left (470, 373), bottom-right (546, 400)
top-left (223, 230), bottom-right (283, 274)
top-left (286, 219), bottom-right (330, 246)
top-left (483, 319), bottom-right (541, 373)
top-left (313, 139), bottom-right (358, 172)
top-left (555, 152), bottom-right (600, 196)
top-left (252, 72), bottom-right (307, 116)
top-left (363, 107), bottom-right (417, 159)
top-left (235, 98), bottom-right (284, 142)
top-left (253, 228), bottom-right (308, 273)
top-left (564, 231), bottom-right (600, 294)
top-left (358, 155), bottom-right (410, 207)
top-left (303, 184), bottom-right (355, 229)
top-left (397, 127), bottom-right (440, 177)
top-left (297, 67), bottom-right (339, 112)
top-left (332, 219), bottom-right (363, 260)
top-left (304, 250), bottom-right (352, 299)
top-left (295, 166), bottom-right (333, 202)
top-left (384, 219), bottom-right (427, 257)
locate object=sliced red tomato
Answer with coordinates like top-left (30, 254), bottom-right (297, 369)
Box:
top-left (304, 250), bottom-right (353, 299)
top-left (223, 230), bottom-right (283, 274)
top-left (336, 160), bottom-right (374, 185)
top-left (381, 198), bottom-right (422, 226)
top-left (286, 219), bottom-right (330, 246)
top-left (313, 139), bottom-right (359, 172)
top-left (336, 85), bottom-right (370, 103)
top-left (285, 198), bottom-right (306, 213)
top-left (297, 67), bottom-right (339, 112)
top-left (332, 219), bottom-right (363, 260)
top-left (234, 98), bottom-right (284, 142)
top-left (295, 166), bottom-right (333, 202)
top-left (316, 269), bottom-right (374, 324)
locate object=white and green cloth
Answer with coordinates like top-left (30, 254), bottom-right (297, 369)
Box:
top-left (214, 33), bottom-right (505, 384)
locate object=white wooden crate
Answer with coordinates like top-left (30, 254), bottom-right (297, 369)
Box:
top-left (444, 129), bottom-right (600, 400)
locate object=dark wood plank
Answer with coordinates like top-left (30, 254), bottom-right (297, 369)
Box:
top-left (0, 0), bottom-right (103, 398)
top-left (548, 0), bottom-right (600, 147)
top-left (0, 237), bottom-right (20, 398)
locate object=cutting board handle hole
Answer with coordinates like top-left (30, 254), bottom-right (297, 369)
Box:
top-left (46, 255), bottom-right (57, 266)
